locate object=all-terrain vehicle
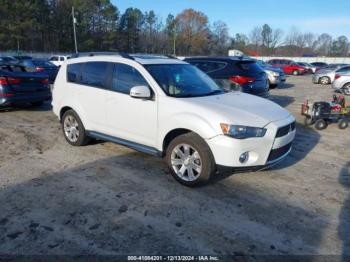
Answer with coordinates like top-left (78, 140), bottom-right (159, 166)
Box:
top-left (302, 95), bottom-right (350, 130)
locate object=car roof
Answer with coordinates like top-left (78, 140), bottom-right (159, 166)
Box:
top-left (185, 56), bottom-right (255, 62)
top-left (67, 54), bottom-right (187, 65)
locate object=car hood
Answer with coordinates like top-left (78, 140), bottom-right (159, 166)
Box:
top-left (183, 92), bottom-right (291, 128)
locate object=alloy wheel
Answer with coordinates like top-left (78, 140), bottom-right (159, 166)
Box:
top-left (63, 115), bottom-right (80, 143)
top-left (171, 143), bottom-right (202, 182)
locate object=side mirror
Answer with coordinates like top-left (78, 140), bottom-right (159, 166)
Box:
top-left (130, 85), bottom-right (151, 99)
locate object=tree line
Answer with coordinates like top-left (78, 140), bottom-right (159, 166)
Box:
top-left (0, 0), bottom-right (349, 57)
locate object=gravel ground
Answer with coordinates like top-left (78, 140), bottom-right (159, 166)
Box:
top-left (0, 75), bottom-right (349, 256)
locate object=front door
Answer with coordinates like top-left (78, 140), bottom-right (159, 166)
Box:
top-left (105, 63), bottom-right (158, 148)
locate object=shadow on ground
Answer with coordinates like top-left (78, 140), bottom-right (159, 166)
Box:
top-left (0, 152), bottom-right (327, 255)
top-left (269, 95), bottom-right (295, 108)
top-left (0, 101), bottom-right (52, 113)
top-left (339, 162), bottom-right (350, 260)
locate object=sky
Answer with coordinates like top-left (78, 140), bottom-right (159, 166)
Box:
top-left (112, 0), bottom-right (350, 38)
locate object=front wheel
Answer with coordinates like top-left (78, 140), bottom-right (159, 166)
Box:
top-left (314, 119), bottom-right (328, 130)
top-left (319, 76), bottom-right (330, 85)
top-left (292, 70), bottom-right (299, 76)
top-left (61, 110), bottom-right (90, 146)
top-left (338, 119), bottom-right (349, 129)
top-left (342, 83), bottom-right (350, 95)
top-left (165, 132), bottom-right (216, 187)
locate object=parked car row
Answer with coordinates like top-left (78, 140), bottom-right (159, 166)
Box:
top-left (313, 64), bottom-right (350, 85)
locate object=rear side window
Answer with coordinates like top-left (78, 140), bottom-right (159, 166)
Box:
top-left (111, 63), bottom-right (149, 94)
top-left (80, 62), bottom-right (109, 88)
top-left (67, 63), bottom-right (82, 83)
top-left (235, 61), bottom-right (263, 73)
top-left (190, 61), bottom-right (227, 73)
top-left (60, 57), bottom-right (65, 61)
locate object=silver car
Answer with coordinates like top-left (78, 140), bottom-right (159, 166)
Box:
top-left (256, 60), bottom-right (286, 88)
top-left (332, 73), bottom-right (350, 95)
top-left (313, 64), bottom-right (350, 85)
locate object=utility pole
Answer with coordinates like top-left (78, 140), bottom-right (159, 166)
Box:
top-left (173, 31), bottom-right (177, 56)
top-left (72, 6), bottom-right (78, 54)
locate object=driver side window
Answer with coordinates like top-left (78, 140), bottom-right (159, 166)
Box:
top-left (111, 63), bottom-right (149, 95)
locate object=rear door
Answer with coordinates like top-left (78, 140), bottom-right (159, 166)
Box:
top-left (67, 61), bottom-right (111, 131)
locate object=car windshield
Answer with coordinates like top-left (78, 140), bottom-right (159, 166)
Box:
top-left (145, 64), bottom-right (224, 98)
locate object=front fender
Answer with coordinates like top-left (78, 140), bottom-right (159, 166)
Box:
top-left (157, 112), bottom-right (219, 150)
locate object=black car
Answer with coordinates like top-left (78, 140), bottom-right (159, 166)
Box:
top-left (0, 64), bottom-right (51, 108)
top-left (17, 59), bottom-right (59, 83)
top-left (184, 56), bottom-right (269, 98)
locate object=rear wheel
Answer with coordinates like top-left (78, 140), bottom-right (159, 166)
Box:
top-left (61, 110), bottom-right (90, 146)
top-left (338, 119), bottom-right (349, 129)
top-left (319, 76), bottom-right (330, 85)
top-left (342, 83), bottom-right (350, 95)
top-left (304, 117), bottom-right (314, 126)
top-left (314, 119), bottom-right (328, 130)
top-left (269, 83), bottom-right (277, 89)
top-left (165, 132), bottom-right (216, 187)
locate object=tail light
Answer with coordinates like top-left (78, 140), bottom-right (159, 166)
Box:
top-left (229, 76), bottom-right (256, 85)
top-left (41, 78), bottom-right (49, 85)
top-left (7, 77), bottom-right (21, 84)
top-left (335, 74), bottom-right (341, 80)
top-left (36, 67), bottom-right (45, 72)
top-left (0, 77), bottom-right (21, 85)
top-left (0, 77), bottom-right (8, 85)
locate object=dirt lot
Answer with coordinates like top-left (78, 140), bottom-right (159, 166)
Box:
top-left (0, 75), bottom-right (349, 256)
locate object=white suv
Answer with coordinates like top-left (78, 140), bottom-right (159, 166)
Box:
top-left (52, 54), bottom-right (296, 186)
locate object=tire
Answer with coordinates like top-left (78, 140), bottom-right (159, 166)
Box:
top-left (165, 132), bottom-right (216, 187)
top-left (31, 101), bottom-right (44, 107)
top-left (304, 117), bottom-right (314, 126)
top-left (319, 76), bottom-right (330, 85)
top-left (338, 119), bottom-right (349, 129)
top-left (61, 110), bottom-right (90, 146)
top-left (342, 83), bottom-right (350, 95)
top-left (269, 83), bottom-right (277, 89)
top-left (314, 119), bottom-right (328, 130)
top-left (292, 70), bottom-right (299, 76)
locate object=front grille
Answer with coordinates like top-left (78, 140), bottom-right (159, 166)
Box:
top-left (268, 142), bottom-right (292, 162)
top-left (276, 121), bottom-right (295, 138)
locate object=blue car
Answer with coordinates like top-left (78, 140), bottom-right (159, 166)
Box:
top-left (0, 64), bottom-right (51, 108)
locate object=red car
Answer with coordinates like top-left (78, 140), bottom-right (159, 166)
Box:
top-left (266, 59), bottom-right (307, 75)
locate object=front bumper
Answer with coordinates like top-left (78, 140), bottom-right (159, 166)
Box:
top-left (313, 75), bottom-right (321, 84)
top-left (206, 115), bottom-right (296, 167)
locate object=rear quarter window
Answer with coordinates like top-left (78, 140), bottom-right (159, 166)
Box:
top-left (67, 63), bottom-right (82, 83)
top-left (80, 62), bottom-right (109, 88)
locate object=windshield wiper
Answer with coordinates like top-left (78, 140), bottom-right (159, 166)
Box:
top-left (203, 90), bottom-right (224, 96)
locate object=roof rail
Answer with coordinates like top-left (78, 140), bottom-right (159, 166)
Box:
top-left (70, 52), bottom-right (135, 60)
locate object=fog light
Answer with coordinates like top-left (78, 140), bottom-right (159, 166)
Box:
top-left (239, 152), bottom-right (249, 163)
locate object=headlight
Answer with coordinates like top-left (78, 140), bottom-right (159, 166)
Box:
top-left (266, 70), bottom-right (279, 77)
top-left (220, 124), bottom-right (267, 139)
